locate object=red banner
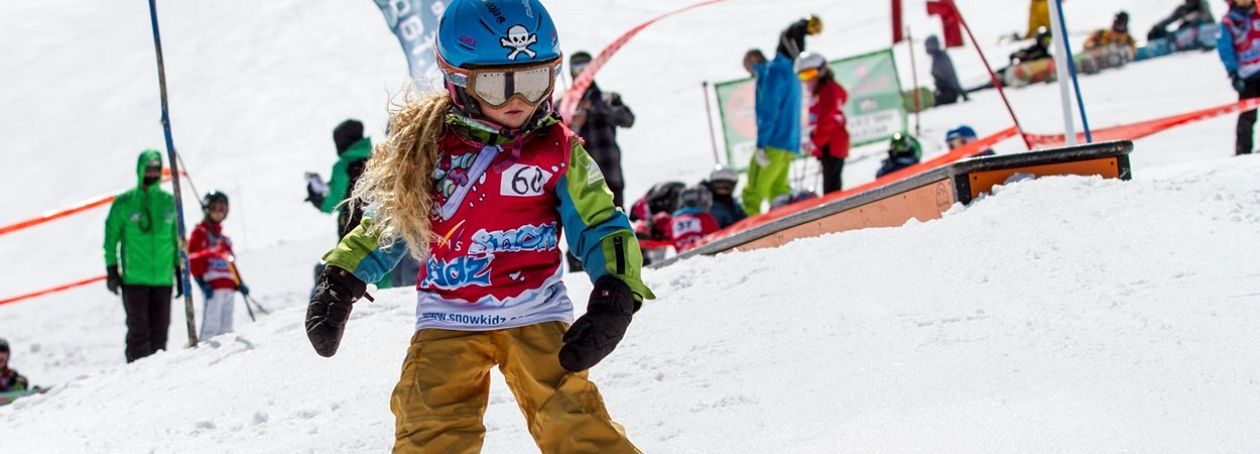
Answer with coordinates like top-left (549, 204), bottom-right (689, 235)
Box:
top-left (0, 171), bottom-right (182, 237)
top-left (558, 0), bottom-right (728, 119)
top-left (0, 275), bottom-right (106, 307)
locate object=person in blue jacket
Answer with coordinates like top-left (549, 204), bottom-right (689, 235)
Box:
top-left (1219, 0), bottom-right (1260, 155)
top-left (742, 15), bottom-right (823, 215)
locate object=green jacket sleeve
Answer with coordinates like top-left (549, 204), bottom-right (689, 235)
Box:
top-left (103, 195), bottom-right (125, 267)
top-left (319, 161), bottom-right (347, 214)
top-left (322, 216), bottom-right (409, 285)
top-left (556, 141), bottom-right (655, 301)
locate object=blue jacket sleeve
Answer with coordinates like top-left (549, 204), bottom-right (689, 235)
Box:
top-left (1219, 19), bottom-right (1239, 74)
top-left (322, 216), bottom-right (409, 285)
top-left (755, 64), bottom-right (785, 149)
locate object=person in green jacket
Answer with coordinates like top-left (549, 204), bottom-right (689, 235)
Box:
top-left (305, 119), bottom-right (420, 289)
top-left (305, 119), bottom-right (374, 239)
top-left (104, 149), bottom-right (181, 363)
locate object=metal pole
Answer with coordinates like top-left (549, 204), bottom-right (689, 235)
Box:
top-left (906, 27), bottom-right (922, 136)
top-left (1053, 0), bottom-right (1093, 143)
top-left (147, 0), bottom-right (198, 348)
top-left (701, 81), bottom-right (722, 165)
top-left (1047, 0), bottom-right (1078, 146)
top-left (952, 0), bottom-right (1033, 150)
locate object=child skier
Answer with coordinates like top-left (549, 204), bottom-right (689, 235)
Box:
top-left (669, 186), bottom-right (720, 253)
top-left (0, 339), bottom-right (29, 393)
top-left (303, 1), bottom-right (653, 452)
top-left (876, 133), bottom-right (923, 178)
top-left (1219, 0), bottom-right (1260, 156)
top-left (188, 191), bottom-right (247, 339)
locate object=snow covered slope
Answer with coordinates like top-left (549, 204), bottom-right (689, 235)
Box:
top-left (1, 0), bottom-right (1257, 451)
top-left (5, 156), bottom-right (1259, 452)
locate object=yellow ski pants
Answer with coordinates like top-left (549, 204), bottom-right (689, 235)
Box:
top-left (390, 321), bottom-right (640, 454)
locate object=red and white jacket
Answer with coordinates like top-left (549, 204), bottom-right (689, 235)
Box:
top-left (188, 221), bottom-right (236, 290)
top-left (324, 115), bottom-right (653, 331)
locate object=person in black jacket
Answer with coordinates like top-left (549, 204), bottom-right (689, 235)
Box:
top-left (1011, 26), bottom-right (1053, 65)
top-left (926, 35), bottom-right (969, 106)
top-left (568, 51), bottom-right (635, 209)
top-left (1148, 0), bottom-right (1214, 41)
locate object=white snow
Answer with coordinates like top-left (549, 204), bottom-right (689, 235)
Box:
top-left (2, 0), bottom-right (1259, 452)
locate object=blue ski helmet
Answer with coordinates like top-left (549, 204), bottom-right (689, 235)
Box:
top-left (437, 0), bottom-right (561, 69)
top-left (946, 125), bottom-right (978, 142)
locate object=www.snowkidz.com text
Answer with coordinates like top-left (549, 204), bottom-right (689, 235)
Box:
top-left (421, 312), bottom-right (507, 326)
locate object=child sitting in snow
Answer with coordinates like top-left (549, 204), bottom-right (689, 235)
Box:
top-left (670, 185), bottom-right (720, 253)
top-left (0, 338), bottom-right (29, 394)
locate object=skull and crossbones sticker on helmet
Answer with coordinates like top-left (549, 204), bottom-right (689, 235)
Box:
top-left (500, 25), bottom-right (538, 60)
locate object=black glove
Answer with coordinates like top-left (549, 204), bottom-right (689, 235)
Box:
top-left (106, 266), bottom-right (122, 295)
top-left (559, 276), bottom-right (639, 372)
top-left (305, 182), bottom-right (326, 208)
top-left (238, 282), bottom-right (251, 297)
top-left (306, 266), bottom-right (366, 357)
top-left (174, 269), bottom-right (184, 299)
top-left (1232, 72), bottom-right (1247, 93)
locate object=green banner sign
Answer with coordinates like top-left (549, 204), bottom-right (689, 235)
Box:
top-left (713, 49), bottom-right (906, 168)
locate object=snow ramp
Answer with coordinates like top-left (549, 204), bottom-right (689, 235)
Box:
top-left (658, 140), bottom-right (1133, 267)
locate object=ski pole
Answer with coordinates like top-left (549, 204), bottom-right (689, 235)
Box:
top-left (225, 255), bottom-right (258, 321)
top-left (244, 294), bottom-right (271, 315)
top-left (148, 0), bottom-right (198, 348)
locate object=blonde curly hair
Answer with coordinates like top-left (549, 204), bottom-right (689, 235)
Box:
top-left (348, 91), bottom-right (452, 260)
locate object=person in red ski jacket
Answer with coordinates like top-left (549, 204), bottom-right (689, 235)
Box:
top-left (670, 185), bottom-right (720, 253)
top-left (188, 191), bottom-right (247, 340)
top-left (797, 51), bottom-right (850, 194)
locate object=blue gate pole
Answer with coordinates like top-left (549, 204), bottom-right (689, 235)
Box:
top-left (1053, 0), bottom-right (1094, 143)
top-left (148, 0), bottom-right (199, 348)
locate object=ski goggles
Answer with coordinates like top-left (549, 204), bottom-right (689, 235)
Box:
top-left (797, 68), bottom-right (821, 81)
top-left (439, 55), bottom-right (562, 108)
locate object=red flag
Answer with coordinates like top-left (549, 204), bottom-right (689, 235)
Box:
top-left (892, 0), bottom-right (904, 43)
top-left (927, 0), bottom-right (965, 48)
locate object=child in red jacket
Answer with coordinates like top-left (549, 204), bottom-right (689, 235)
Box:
top-left (188, 191), bottom-right (246, 339)
top-left (797, 52), bottom-right (850, 194)
top-left (670, 185), bottom-right (720, 253)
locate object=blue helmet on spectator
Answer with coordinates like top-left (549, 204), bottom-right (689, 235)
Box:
top-left (946, 125), bottom-right (978, 143)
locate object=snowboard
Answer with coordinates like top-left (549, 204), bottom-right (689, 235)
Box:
top-left (902, 87), bottom-right (936, 113)
top-left (0, 388), bottom-right (47, 407)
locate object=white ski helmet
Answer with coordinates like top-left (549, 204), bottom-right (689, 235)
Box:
top-left (794, 51), bottom-right (827, 73)
top-left (708, 165), bottom-right (739, 184)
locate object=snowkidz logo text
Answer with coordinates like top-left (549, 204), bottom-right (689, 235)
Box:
top-left (421, 312), bottom-right (507, 326)
top-left (421, 255), bottom-right (492, 290)
top-left (469, 222), bottom-right (559, 255)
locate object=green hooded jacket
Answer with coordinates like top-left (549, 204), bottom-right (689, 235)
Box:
top-left (103, 149), bottom-right (179, 286)
top-left (319, 137), bottom-right (373, 214)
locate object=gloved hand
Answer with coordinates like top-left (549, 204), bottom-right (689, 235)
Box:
top-left (559, 276), bottom-right (639, 372)
top-left (754, 147), bottom-right (770, 167)
top-left (806, 14), bottom-right (823, 36)
top-left (305, 182), bottom-right (326, 208)
top-left (1232, 72), bottom-right (1247, 93)
top-left (238, 282), bottom-right (251, 297)
top-left (106, 266), bottom-right (122, 295)
top-left (306, 266), bottom-right (366, 357)
top-left (174, 269), bottom-right (184, 299)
